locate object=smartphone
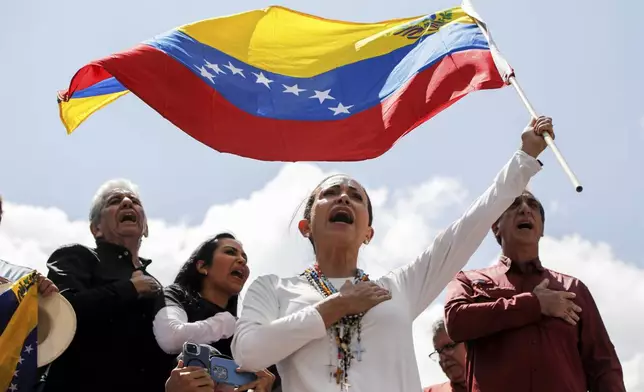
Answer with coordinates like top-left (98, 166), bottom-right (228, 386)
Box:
top-left (181, 342), bottom-right (257, 387)
top-left (210, 356), bottom-right (257, 387)
top-left (181, 342), bottom-right (211, 368)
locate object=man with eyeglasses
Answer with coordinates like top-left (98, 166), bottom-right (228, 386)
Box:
top-left (425, 319), bottom-right (467, 392)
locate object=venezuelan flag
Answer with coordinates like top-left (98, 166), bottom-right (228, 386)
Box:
top-left (0, 272), bottom-right (38, 392)
top-left (58, 5), bottom-right (511, 161)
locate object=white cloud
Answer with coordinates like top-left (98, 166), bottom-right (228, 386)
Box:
top-left (1, 163), bottom-right (642, 391)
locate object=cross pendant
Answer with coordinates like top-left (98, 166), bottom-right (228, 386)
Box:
top-left (352, 342), bottom-right (366, 361)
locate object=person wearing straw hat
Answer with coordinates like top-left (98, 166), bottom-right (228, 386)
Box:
top-left (42, 179), bottom-right (170, 392)
top-left (0, 195), bottom-right (58, 296)
top-left (0, 195), bottom-right (76, 391)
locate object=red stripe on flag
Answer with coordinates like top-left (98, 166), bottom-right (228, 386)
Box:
top-left (58, 64), bottom-right (115, 101)
top-left (98, 45), bottom-right (503, 161)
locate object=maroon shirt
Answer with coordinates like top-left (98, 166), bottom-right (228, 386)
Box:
top-left (444, 256), bottom-right (625, 392)
top-left (424, 382), bottom-right (455, 392)
top-left (424, 381), bottom-right (467, 392)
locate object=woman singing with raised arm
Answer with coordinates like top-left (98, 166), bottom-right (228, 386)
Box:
top-left (232, 117), bottom-right (555, 392)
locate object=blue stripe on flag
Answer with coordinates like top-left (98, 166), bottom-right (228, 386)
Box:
top-left (5, 328), bottom-right (38, 392)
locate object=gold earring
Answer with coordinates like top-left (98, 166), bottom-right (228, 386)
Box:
top-left (364, 239), bottom-right (370, 245)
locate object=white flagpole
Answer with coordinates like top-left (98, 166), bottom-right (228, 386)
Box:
top-left (462, 0), bottom-right (583, 192)
top-left (507, 77), bottom-right (582, 192)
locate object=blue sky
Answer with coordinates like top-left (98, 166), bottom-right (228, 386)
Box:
top-left (1, 0), bottom-right (641, 266)
top-left (1, 0), bottom-right (643, 387)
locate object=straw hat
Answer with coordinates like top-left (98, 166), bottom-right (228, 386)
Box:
top-left (0, 282), bottom-right (76, 367)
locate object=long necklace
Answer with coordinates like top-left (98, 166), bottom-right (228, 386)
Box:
top-left (301, 264), bottom-right (369, 390)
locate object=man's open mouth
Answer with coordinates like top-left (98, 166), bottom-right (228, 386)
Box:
top-left (119, 211), bottom-right (137, 223)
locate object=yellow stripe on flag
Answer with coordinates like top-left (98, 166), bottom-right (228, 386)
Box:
top-left (0, 273), bottom-right (38, 390)
top-left (178, 6), bottom-right (474, 77)
top-left (59, 90), bottom-right (130, 134)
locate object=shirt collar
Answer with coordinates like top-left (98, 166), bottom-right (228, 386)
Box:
top-left (450, 382), bottom-right (468, 392)
top-left (498, 255), bottom-right (544, 274)
top-left (95, 239), bottom-right (152, 267)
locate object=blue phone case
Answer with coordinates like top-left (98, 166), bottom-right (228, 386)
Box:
top-left (210, 356), bottom-right (257, 387)
top-left (181, 342), bottom-right (210, 369)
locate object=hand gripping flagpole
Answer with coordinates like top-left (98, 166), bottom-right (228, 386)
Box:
top-left (507, 76), bottom-right (582, 192)
top-left (462, 0), bottom-right (583, 192)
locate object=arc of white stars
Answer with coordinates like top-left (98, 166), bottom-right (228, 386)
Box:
top-left (194, 65), bottom-right (215, 84)
top-left (253, 72), bottom-right (273, 88)
top-left (204, 60), bottom-right (225, 75)
top-left (310, 89), bottom-right (334, 103)
top-left (9, 383), bottom-right (17, 392)
top-left (224, 62), bottom-right (245, 78)
top-left (283, 84), bottom-right (306, 96)
top-left (329, 102), bottom-right (353, 116)
top-left (14, 370), bottom-right (19, 377)
top-left (24, 344), bottom-right (33, 354)
top-left (17, 356), bottom-right (24, 364)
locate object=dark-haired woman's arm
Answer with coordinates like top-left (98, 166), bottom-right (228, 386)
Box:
top-left (384, 117), bottom-right (554, 320)
top-left (153, 292), bottom-right (236, 354)
top-left (232, 275), bottom-right (331, 371)
top-left (385, 150), bottom-right (542, 319)
top-left (233, 275), bottom-right (391, 371)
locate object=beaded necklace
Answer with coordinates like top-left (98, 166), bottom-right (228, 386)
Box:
top-left (301, 264), bottom-right (369, 390)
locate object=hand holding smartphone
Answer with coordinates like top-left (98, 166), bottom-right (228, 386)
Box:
top-left (181, 342), bottom-right (258, 387)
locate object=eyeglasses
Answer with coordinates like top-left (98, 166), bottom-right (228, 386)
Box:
top-left (429, 342), bottom-right (459, 362)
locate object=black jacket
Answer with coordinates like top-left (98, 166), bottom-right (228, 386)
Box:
top-left (43, 240), bottom-right (172, 392)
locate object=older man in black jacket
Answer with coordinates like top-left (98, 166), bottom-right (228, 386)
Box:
top-left (43, 179), bottom-right (171, 392)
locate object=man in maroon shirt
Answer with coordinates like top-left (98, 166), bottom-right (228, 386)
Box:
top-left (424, 319), bottom-right (467, 392)
top-left (443, 191), bottom-right (625, 392)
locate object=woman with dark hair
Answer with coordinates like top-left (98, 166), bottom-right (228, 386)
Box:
top-left (153, 233), bottom-right (275, 392)
top-left (232, 117), bottom-right (556, 392)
